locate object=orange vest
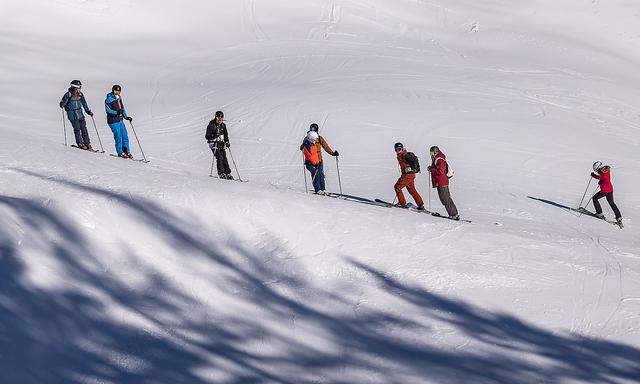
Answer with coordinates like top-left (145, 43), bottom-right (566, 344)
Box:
top-left (303, 143), bottom-right (321, 166)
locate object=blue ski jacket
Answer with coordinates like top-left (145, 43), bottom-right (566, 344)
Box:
top-left (105, 92), bottom-right (128, 124)
top-left (60, 88), bottom-right (91, 120)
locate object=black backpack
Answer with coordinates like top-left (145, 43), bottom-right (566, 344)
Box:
top-left (404, 152), bottom-right (420, 173)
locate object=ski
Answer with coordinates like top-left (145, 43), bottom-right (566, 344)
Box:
top-left (109, 154), bottom-right (149, 163)
top-left (208, 175), bottom-right (248, 182)
top-left (71, 144), bottom-right (103, 153)
top-left (375, 199), bottom-right (471, 222)
top-left (430, 211), bottom-right (472, 223)
top-left (576, 207), bottom-right (623, 229)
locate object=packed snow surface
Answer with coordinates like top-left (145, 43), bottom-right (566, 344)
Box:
top-left (1, 0), bottom-right (640, 383)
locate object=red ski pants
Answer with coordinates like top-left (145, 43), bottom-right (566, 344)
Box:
top-left (394, 173), bottom-right (424, 207)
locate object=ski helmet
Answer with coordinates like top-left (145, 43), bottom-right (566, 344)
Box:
top-left (307, 131), bottom-right (320, 142)
top-left (592, 161), bottom-right (603, 172)
top-left (394, 142), bottom-right (404, 151)
top-left (70, 80), bottom-right (82, 88)
top-left (215, 111), bottom-right (224, 118)
top-left (309, 123), bottom-right (319, 132)
top-left (112, 84), bottom-right (122, 92)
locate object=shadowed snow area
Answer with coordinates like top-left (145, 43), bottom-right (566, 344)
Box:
top-left (1, 0), bottom-right (640, 383)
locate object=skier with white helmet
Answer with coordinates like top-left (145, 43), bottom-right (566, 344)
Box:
top-left (590, 161), bottom-right (622, 225)
top-left (60, 80), bottom-right (94, 150)
top-left (300, 123), bottom-right (338, 194)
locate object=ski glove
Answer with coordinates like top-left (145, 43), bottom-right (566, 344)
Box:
top-left (87, 110), bottom-right (94, 116)
top-left (125, 116), bottom-right (133, 122)
top-left (333, 150), bottom-right (339, 156)
top-left (225, 142), bottom-right (230, 148)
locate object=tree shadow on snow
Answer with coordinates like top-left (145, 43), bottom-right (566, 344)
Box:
top-left (0, 168), bottom-right (638, 383)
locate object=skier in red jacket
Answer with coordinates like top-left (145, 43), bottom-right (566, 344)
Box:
top-left (394, 142), bottom-right (425, 210)
top-left (427, 146), bottom-right (459, 220)
top-left (591, 162), bottom-right (622, 224)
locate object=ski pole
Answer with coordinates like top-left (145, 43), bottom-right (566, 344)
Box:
top-left (90, 115), bottom-right (104, 152)
top-left (128, 120), bottom-right (148, 162)
top-left (579, 187), bottom-right (599, 217)
top-left (336, 156), bottom-right (343, 195)
top-left (578, 177), bottom-right (592, 209)
top-left (302, 154), bottom-right (309, 194)
top-left (428, 175), bottom-right (432, 212)
top-left (61, 109), bottom-right (67, 146)
top-left (227, 147), bottom-right (243, 181)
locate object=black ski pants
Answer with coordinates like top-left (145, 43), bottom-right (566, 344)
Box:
top-left (592, 191), bottom-right (622, 219)
top-left (71, 118), bottom-right (90, 146)
top-left (210, 144), bottom-right (231, 176)
top-left (437, 186), bottom-right (458, 217)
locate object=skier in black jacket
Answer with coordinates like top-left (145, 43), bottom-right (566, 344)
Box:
top-left (205, 111), bottom-right (233, 179)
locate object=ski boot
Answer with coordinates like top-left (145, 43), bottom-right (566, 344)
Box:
top-left (317, 190), bottom-right (326, 196)
top-left (416, 205), bottom-right (426, 211)
top-left (616, 217), bottom-right (624, 228)
top-left (86, 144), bottom-right (93, 151)
top-left (226, 174), bottom-right (234, 180)
top-left (449, 214), bottom-right (460, 221)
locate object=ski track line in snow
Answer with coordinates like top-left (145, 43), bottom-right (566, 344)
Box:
top-left (244, 0), bottom-right (268, 42)
top-left (572, 224), bottom-right (625, 338)
top-left (596, 236), bottom-right (626, 335)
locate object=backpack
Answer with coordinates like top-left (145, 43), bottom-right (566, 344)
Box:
top-left (404, 152), bottom-right (420, 173)
top-left (435, 156), bottom-right (454, 179)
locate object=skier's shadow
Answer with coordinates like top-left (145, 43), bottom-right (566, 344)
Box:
top-left (527, 196), bottom-right (584, 215)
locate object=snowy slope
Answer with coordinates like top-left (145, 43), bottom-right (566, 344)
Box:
top-left (1, 1), bottom-right (640, 383)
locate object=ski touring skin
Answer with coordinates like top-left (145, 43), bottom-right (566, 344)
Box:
top-left (374, 199), bottom-right (471, 223)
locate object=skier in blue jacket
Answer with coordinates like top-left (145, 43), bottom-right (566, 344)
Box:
top-left (60, 80), bottom-right (94, 150)
top-left (105, 84), bottom-right (134, 158)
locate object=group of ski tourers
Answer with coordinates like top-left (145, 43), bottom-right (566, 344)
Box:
top-left (297, 124), bottom-right (622, 224)
top-left (60, 81), bottom-right (134, 158)
top-left (59, 79), bottom-right (624, 224)
top-left (298, 124), bottom-right (459, 219)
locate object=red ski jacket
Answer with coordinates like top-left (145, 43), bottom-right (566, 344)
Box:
top-left (396, 149), bottom-right (412, 174)
top-left (429, 152), bottom-right (449, 187)
top-left (591, 166), bottom-right (613, 193)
